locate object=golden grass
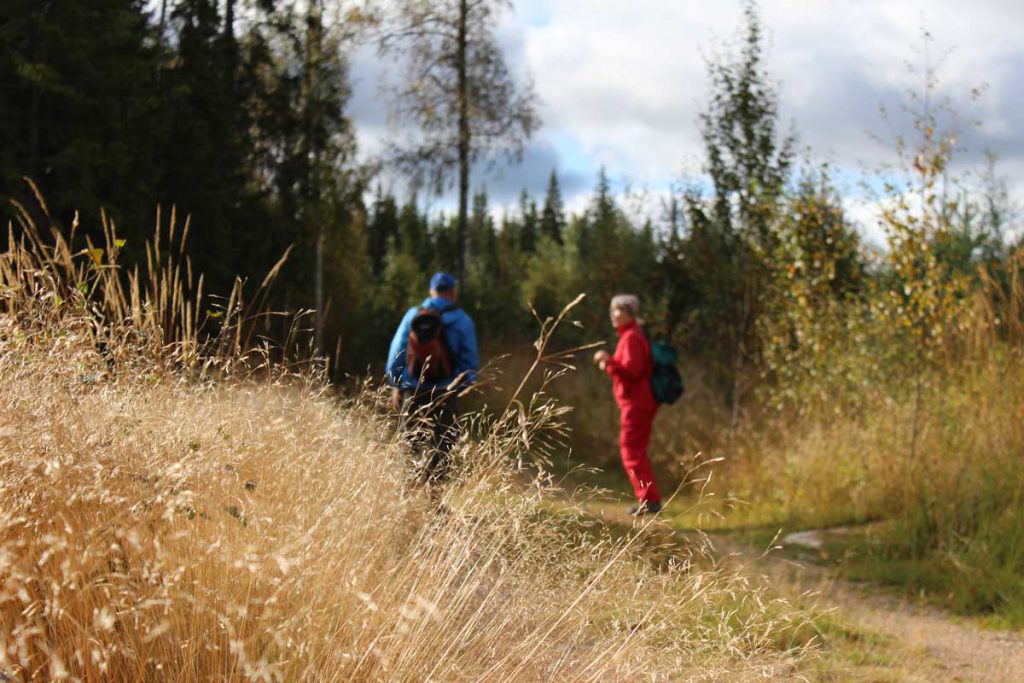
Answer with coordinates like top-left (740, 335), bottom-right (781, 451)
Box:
top-left (0, 346), bottom-right (815, 680)
top-left (0, 200), bottom-right (816, 680)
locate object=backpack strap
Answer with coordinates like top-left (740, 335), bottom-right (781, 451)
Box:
top-left (638, 326), bottom-right (654, 367)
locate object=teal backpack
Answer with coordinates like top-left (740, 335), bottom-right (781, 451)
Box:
top-left (647, 337), bottom-right (684, 405)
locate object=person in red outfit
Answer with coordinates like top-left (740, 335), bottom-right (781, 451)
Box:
top-left (593, 294), bottom-right (663, 515)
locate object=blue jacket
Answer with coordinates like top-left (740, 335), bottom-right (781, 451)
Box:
top-left (386, 297), bottom-right (478, 391)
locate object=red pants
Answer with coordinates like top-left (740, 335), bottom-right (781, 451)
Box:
top-left (619, 405), bottom-right (660, 503)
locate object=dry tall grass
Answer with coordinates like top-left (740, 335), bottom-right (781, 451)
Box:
top-left (0, 203), bottom-right (813, 680)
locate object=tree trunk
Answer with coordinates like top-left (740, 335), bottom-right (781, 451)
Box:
top-left (224, 0), bottom-right (234, 35)
top-left (729, 287), bottom-right (751, 435)
top-left (456, 0), bottom-right (470, 281)
top-left (156, 0), bottom-right (168, 86)
top-left (315, 222), bottom-right (324, 355)
top-left (224, 0), bottom-right (236, 86)
top-left (29, 83), bottom-right (39, 181)
top-left (306, 0), bottom-right (325, 355)
top-left (157, 0), bottom-right (168, 38)
top-left (729, 343), bottom-right (743, 434)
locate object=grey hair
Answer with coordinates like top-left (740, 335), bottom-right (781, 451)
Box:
top-left (610, 293), bottom-right (640, 319)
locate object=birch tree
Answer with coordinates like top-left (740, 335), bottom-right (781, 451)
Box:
top-left (379, 0), bottom-right (538, 279)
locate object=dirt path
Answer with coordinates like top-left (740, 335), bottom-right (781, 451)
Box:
top-left (567, 491), bottom-right (1024, 681)
top-left (714, 530), bottom-right (1024, 682)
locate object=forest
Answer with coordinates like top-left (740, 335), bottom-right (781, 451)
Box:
top-left (1, 1), bottom-right (1017, 383)
top-left (2, 1), bottom-right (1024, 677)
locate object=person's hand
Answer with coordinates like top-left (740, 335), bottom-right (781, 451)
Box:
top-left (593, 350), bottom-right (610, 371)
top-left (391, 387), bottom-right (402, 411)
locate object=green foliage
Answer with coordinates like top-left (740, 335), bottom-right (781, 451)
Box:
top-left (679, 1), bottom-right (795, 423)
top-left (7, 5), bottom-right (1024, 625)
top-left (367, 186), bottom-right (400, 276)
top-left (376, 238), bottom-right (424, 320)
top-left (0, 0), bottom-right (160, 243)
top-left (462, 189), bottom-right (525, 339)
top-left (4, 0), bottom-right (1020, 423)
top-left (558, 169), bottom-right (660, 330)
top-left (522, 234), bottom-right (582, 322)
top-left (759, 169), bottom-right (866, 412)
top-left (741, 53), bottom-right (1024, 622)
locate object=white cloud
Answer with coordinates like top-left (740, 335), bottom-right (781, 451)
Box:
top-left (348, 0), bottom-right (1024, 224)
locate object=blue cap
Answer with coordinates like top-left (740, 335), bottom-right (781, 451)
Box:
top-left (430, 271), bottom-right (457, 293)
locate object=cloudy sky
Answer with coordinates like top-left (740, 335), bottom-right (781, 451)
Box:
top-left (348, 0), bottom-right (1024, 241)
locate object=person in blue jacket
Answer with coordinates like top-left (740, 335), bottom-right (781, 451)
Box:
top-left (386, 271), bottom-right (478, 486)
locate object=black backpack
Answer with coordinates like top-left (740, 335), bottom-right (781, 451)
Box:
top-left (407, 305), bottom-right (456, 381)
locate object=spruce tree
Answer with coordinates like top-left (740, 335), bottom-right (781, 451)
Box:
top-left (0, 0), bottom-right (160, 242)
top-left (368, 186), bottom-right (400, 276)
top-left (540, 170), bottom-right (566, 245)
top-left (518, 190), bottom-right (538, 253)
top-left (162, 0), bottom-right (255, 291)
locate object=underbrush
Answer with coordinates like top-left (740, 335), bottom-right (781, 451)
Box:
top-left (0, 204), bottom-right (819, 680)
top-left (474, 346), bottom-right (727, 497)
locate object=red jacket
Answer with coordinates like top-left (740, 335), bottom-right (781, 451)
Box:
top-left (604, 321), bottom-right (656, 412)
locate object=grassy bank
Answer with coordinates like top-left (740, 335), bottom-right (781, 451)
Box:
top-left (0, 342), bottom-right (817, 679)
top-left (753, 357), bottom-right (1024, 625)
top-left (0, 216), bottom-right (824, 680)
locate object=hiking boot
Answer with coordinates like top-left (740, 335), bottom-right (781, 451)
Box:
top-left (628, 500), bottom-right (662, 516)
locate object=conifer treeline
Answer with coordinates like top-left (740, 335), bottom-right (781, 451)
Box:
top-left (363, 168), bottom-right (660, 359)
top-left (0, 0), bottom-right (362, 360)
